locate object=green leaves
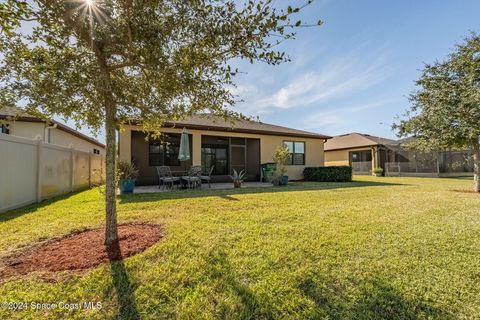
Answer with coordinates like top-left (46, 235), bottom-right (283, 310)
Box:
top-left (396, 33), bottom-right (480, 150)
top-left (395, 33), bottom-right (480, 191)
top-left (0, 0), bottom-right (30, 37)
top-left (0, 0), bottom-right (321, 134)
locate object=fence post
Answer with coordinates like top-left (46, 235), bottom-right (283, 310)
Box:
top-left (436, 152), bottom-right (440, 177)
top-left (88, 153), bottom-right (92, 188)
top-left (36, 136), bottom-right (43, 203)
top-left (70, 146), bottom-right (75, 192)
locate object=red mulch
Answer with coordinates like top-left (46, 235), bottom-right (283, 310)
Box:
top-left (450, 189), bottom-right (480, 194)
top-left (0, 224), bottom-right (163, 280)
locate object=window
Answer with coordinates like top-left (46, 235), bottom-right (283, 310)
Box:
top-left (93, 148), bottom-right (100, 155)
top-left (0, 124), bottom-right (9, 134)
top-left (283, 141), bottom-right (305, 165)
top-left (149, 134), bottom-right (181, 166)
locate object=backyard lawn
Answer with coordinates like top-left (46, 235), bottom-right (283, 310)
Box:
top-left (0, 176), bottom-right (479, 319)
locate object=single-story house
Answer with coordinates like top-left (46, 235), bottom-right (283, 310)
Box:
top-left (324, 132), bottom-right (398, 175)
top-left (0, 106), bottom-right (105, 154)
top-left (118, 115), bottom-right (331, 185)
top-left (325, 132), bottom-right (474, 177)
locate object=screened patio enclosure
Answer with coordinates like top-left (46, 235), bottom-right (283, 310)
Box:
top-left (349, 149), bottom-right (373, 174)
top-left (130, 131), bottom-right (261, 185)
top-left (131, 131), bottom-right (260, 185)
top-left (201, 135), bottom-right (260, 182)
top-left (384, 148), bottom-right (474, 177)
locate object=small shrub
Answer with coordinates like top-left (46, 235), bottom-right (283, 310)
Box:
top-left (229, 169), bottom-right (246, 183)
top-left (271, 146), bottom-right (289, 186)
top-left (303, 166), bottom-right (352, 182)
top-left (117, 161), bottom-right (139, 180)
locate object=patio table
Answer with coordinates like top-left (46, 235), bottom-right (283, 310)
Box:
top-left (170, 170), bottom-right (187, 176)
top-left (170, 170), bottom-right (190, 189)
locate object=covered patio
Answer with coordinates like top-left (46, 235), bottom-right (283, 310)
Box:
top-left (133, 181), bottom-right (272, 193)
top-left (129, 130), bottom-right (262, 185)
top-left (119, 114), bottom-right (330, 184)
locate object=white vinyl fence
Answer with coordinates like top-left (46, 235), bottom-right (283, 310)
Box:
top-left (0, 134), bottom-right (105, 213)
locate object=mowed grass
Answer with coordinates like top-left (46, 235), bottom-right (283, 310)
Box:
top-left (0, 176), bottom-right (479, 319)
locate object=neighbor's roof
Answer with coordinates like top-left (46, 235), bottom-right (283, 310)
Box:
top-left (157, 114), bottom-right (331, 140)
top-left (0, 106), bottom-right (105, 148)
top-left (0, 105), bottom-right (37, 120)
top-left (324, 132), bottom-right (398, 151)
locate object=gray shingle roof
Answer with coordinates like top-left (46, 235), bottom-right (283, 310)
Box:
top-left (324, 132), bottom-right (398, 151)
top-left (161, 114), bottom-right (331, 139)
top-left (0, 106), bottom-right (37, 119)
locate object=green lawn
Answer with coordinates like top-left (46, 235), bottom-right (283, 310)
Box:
top-left (0, 176), bottom-right (479, 319)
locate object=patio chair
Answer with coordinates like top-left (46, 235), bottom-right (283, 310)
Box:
top-left (181, 165), bottom-right (202, 189)
top-left (156, 166), bottom-right (180, 190)
top-left (201, 166), bottom-right (215, 188)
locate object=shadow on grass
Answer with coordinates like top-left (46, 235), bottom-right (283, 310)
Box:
top-left (107, 241), bottom-right (140, 320)
top-left (202, 246), bottom-right (448, 319)
top-left (119, 180), bottom-right (408, 204)
top-left (205, 248), bottom-right (274, 319)
top-left (299, 276), bottom-right (451, 319)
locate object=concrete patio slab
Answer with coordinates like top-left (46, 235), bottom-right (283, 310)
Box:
top-left (133, 182), bottom-right (273, 193)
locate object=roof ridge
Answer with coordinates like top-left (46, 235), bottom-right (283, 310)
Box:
top-left (164, 114), bottom-right (331, 139)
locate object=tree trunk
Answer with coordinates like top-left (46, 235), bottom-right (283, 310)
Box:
top-left (473, 139), bottom-right (480, 193)
top-left (90, 41), bottom-right (118, 246)
top-left (104, 96), bottom-right (118, 245)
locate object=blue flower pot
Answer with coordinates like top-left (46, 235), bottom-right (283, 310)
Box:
top-left (120, 179), bottom-right (135, 194)
top-left (281, 176), bottom-right (289, 186)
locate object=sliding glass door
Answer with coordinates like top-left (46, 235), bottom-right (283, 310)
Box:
top-left (201, 145), bottom-right (228, 175)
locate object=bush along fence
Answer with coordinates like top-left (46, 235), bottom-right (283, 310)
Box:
top-left (0, 134), bottom-right (105, 213)
top-left (303, 166), bottom-right (353, 182)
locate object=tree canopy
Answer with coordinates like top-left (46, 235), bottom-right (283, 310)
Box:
top-left (0, 0), bottom-right (321, 243)
top-left (0, 0), bottom-right (320, 132)
top-left (395, 33), bottom-right (480, 191)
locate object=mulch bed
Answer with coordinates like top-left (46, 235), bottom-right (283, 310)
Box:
top-left (0, 223), bottom-right (164, 280)
top-left (450, 189), bottom-right (480, 194)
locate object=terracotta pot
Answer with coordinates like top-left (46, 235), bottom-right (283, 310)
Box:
top-left (233, 181), bottom-right (242, 188)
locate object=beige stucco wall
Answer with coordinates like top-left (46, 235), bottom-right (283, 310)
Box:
top-left (49, 128), bottom-right (105, 155)
top-left (8, 121), bottom-right (45, 140)
top-left (5, 120), bottom-right (104, 155)
top-left (325, 147), bottom-right (376, 170)
top-left (119, 125), bottom-right (325, 180)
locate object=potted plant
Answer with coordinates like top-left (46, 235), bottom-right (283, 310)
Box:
top-left (272, 146), bottom-right (290, 186)
top-left (229, 169), bottom-right (246, 188)
top-left (372, 167), bottom-right (384, 177)
top-left (117, 161), bottom-right (139, 194)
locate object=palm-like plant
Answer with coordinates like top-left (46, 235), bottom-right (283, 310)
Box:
top-left (229, 169), bottom-right (246, 188)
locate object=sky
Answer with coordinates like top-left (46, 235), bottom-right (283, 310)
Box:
top-left (62, 0), bottom-right (480, 143)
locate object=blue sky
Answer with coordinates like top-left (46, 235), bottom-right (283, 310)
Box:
top-left (66, 0), bottom-right (480, 143)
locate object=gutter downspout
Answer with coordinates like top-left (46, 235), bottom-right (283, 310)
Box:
top-left (44, 123), bottom-right (57, 143)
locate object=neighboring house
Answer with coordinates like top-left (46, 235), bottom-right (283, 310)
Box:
top-left (0, 106), bottom-right (105, 154)
top-left (324, 132), bottom-right (398, 175)
top-left (385, 138), bottom-right (473, 177)
top-left (325, 132), bottom-right (473, 177)
top-left (118, 115), bottom-right (331, 184)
